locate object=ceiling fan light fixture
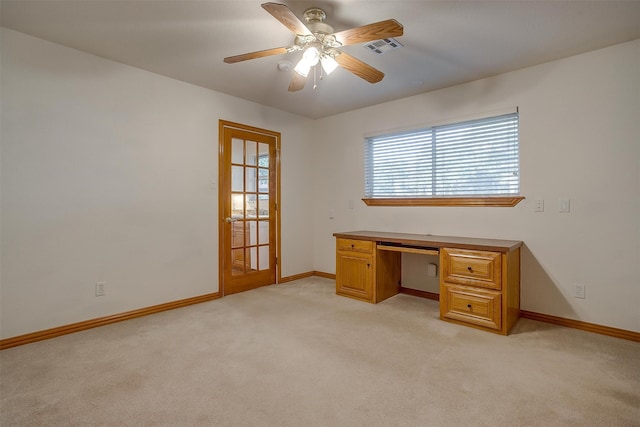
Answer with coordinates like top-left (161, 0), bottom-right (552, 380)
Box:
top-left (302, 46), bottom-right (320, 65)
top-left (294, 60), bottom-right (311, 77)
top-left (321, 56), bottom-right (339, 75)
top-left (294, 45), bottom-right (320, 77)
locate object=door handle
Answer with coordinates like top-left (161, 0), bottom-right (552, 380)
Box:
top-left (226, 217), bottom-right (238, 223)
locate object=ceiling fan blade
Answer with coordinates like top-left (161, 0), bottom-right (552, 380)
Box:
top-left (335, 52), bottom-right (384, 83)
top-left (288, 72), bottom-right (307, 92)
top-left (333, 19), bottom-right (404, 46)
top-left (262, 2), bottom-right (312, 36)
top-left (223, 46), bottom-right (290, 64)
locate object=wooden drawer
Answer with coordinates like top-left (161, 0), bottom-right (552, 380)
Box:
top-left (337, 238), bottom-right (374, 254)
top-left (441, 248), bottom-right (501, 290)
top-left (442, 285), bottom-right (502, 331)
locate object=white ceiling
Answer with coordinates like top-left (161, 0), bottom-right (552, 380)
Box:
top-left (2, 1), bottom-right (639, 119)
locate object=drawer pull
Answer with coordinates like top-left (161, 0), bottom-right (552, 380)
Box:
top-left (467, 304), bottom-right (472, 309)
top-left (467, 266), bottom-right (473, 272)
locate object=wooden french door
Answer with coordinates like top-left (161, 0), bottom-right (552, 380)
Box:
top-left (219, 121), bottom-right (280, 296)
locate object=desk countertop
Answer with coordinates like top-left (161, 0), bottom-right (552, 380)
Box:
top-left (333, 230), bottom-right (522, 253)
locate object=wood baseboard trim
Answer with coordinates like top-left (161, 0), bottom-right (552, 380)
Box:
top-left (4, 277), bottom-right (636, 349)
top-left (520, 310), bottom-right (639, 342)
top-left (399, 286), bottom-right (440, 301)
top-left (0, 292), bottom-right (221, 350)
top-left (280, 271), bottom-right (335, 283)
top-left (312, 271), bottom-right (336, 280)
top-left (396, 290), bottom-right (638, 342)
top-left (279, 271), bottom-right (314, 283)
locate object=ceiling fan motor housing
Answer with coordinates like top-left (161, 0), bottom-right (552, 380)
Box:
top-left (303, 8), bottom-right (334, 35)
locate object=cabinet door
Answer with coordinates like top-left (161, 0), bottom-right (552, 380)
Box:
top-left (336, 253), bottom-right (374, 302)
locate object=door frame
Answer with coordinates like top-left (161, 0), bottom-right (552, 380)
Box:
top-left (218, 120), bottom-right (281, 296)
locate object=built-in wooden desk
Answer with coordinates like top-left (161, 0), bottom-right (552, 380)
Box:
top-left (333, 231), bottom-right (523, 335)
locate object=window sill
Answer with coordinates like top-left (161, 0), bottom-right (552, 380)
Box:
top-left (361, 196), bottom-right (525, 207)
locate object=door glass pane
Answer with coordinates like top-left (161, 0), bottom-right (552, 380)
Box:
top-left (231, 194), bottom-right (244, 219)
top-left (258, 143), bottom-right (269, 167)
top-left (232, 165), bottom-right (244, 192)
top-left (246, 167), bottom-right (257, 192)
top-left (258, 195), bottom-right (269, 219)
top-left (232, 138), bottom-right (244, 164)
top-left (246, 221), bottom-right (257, 246)
top-left (258, 221), bottom-right (269, 244)
top-left (231, 248), bottom-right (245, 276)
top-left (258, 168), bottom-right (269, 193)
top-left (249, 247), bottom-right (257, 271)
top-left (232, 222), bottom-right (244, 249)
top-left (246, 140), bottom-right (257, 166)
top-left (259, 245), bottom-right (270, 271)
top-left (245, 194), bottom-right (257, 218)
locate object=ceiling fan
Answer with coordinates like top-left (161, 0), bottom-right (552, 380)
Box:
top-left (223, 2), bottom-right (404, 91)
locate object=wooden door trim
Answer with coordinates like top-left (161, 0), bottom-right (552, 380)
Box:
top-left (218, 120), bottom-right (281, 296)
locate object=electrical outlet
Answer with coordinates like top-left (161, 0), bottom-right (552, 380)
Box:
top-left (535, 200), bottom-right (544, 212)
top-left (575, 284), bottom-right (585, 299)
top-left (96, 282), bottom-right (106, 297)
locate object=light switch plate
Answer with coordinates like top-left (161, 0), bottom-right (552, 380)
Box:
top-left (96, 282), bottom-right (106, 297)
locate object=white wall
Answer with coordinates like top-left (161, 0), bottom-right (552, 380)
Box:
top-left (2, 27), bottom-right (638, 338)
top-left (0, 29), bottom-right (314, 338)
top-left (312, 40), bottom-right (640, 332)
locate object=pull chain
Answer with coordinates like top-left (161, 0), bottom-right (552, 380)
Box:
top-left (312, 64), bottom-right (327, 90)
top-left (313, 65), bottom-right (318, 90)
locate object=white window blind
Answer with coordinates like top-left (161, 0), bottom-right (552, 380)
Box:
top-left (364, 112), bottom-right (519, 198)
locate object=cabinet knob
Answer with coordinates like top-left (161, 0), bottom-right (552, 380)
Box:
top-left (367, 263), bottom-right (370, 268)
top-left (467, 304), bottom-right (472, 309)
top-left (467, 266), bottom-right (473, 272)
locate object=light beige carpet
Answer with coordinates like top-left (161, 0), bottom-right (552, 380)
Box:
top-left (1, 277), bottom-right (639, 426)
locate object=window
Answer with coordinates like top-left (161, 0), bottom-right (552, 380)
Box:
top-left (363, 112), bottom-right (523, 207)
